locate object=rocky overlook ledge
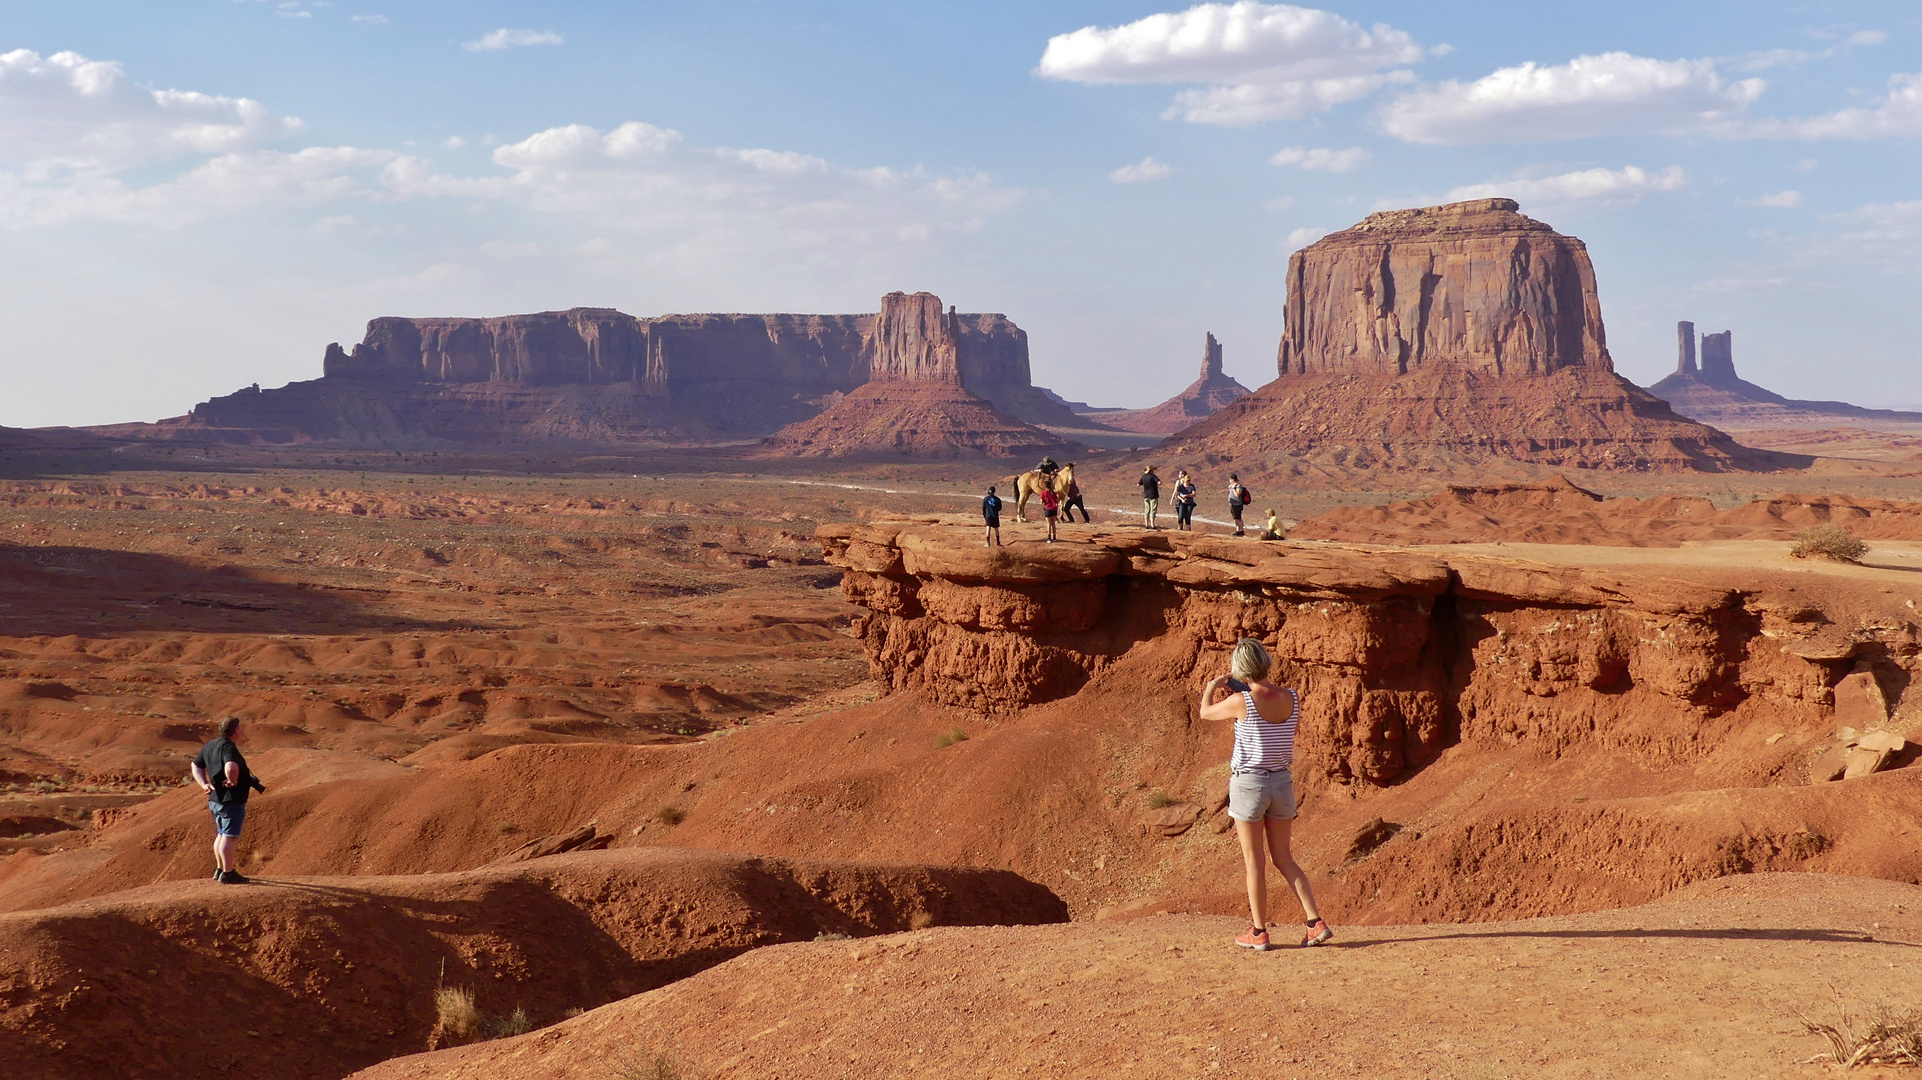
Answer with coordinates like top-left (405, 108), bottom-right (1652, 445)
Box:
top-left (820, 521), bottom-right (1915, 791)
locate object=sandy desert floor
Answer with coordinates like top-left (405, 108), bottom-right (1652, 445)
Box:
top-left (0, 454), bottom-right (1918, 1079)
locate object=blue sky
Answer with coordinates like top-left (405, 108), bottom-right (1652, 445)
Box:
top-left (2, 0), bottom-right (1918, 426)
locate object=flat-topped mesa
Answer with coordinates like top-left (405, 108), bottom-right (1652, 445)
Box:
top-left (1700, 330), bottom-right (1736, 385)
top-left (1277, 198), bottom-right (1610, 378)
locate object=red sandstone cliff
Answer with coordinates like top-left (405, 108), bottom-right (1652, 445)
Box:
top-left (143, 293), bottom-right (1084, 447)
top-left (1092, 332), bottom-right (1250, 435)
top-left (1178, 200), bottom-right (1785, 473)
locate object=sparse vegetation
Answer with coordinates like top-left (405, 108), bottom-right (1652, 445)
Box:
top-left (1789, 523), bottom-right (1868, 563)
top-left (609, 1047), bottom-right (701, 1080)
top-left (1799, 988), bottom-right (1922, 1067)
top-left (936, 728), bottom-right (969, 748)
top-left (657, 804), bottom-right (685, 826)
top-left (1147, 789), bottom-right (1172, 809)
top-left (496, 822), bottom-right (519, 834)
top-left (486, 1006), bottom-right (533, 1039)
top-left (434, 986), bottom-right (481, 1040)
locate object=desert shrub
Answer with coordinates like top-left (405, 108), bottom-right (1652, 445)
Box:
top-left (1800, 988), bottom-right (1922, 1067)
top-left (935, 728), bottom-right (969, 748)
top-left (609, 1048), bottom-right (701, 1080)
top-left (657, 804), bottom-right (685, 826)
top-left (487, 1006), bottom-right (533, 1040)
top-left (1789, 523), bottom-right (1868, 562)
top-left (1147, 789), bottom-right (1172, 809)
top-left (496, 822), bottom-right (519, 834)
top-left (434, 986), bottom-right (480, 1040)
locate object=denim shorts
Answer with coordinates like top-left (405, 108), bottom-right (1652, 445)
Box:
top-left (1228, 769), bottom-right (1296, 822)
top-left (209, 800), bottom-right (246, 837)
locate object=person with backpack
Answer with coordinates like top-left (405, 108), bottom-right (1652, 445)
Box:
top-left (1139, 465), bottom-right (1161, 529)
top-left (1228, 474), bottom-right (1252, 536)
top-left (191, 716), bottom-right (266, 884)
top-left (982, 485), bottom-right (1003, 547)
top-left (1038, 483), bottom-right (1060, 542)
top-left (1199, 639), bottom-right (1332, 951)
top-left (1173, 470), bottom-right (1198, 531)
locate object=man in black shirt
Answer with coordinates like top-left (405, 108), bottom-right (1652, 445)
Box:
top-left (191, 716), bottom-right (263, 884)
top-left (982, 484), bottom-right (1003, 547)
top-left (1138, 465), bottom-right (1161, 529)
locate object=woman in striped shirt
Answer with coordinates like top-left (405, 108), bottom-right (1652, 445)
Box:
top-left (1199, 638), bottom-right (1332, 951)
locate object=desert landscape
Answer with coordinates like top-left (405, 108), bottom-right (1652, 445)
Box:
top-left (0, 187), bottom-right (1918, 1080)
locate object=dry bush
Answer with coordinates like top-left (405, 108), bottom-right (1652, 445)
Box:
top-left (1147, 789), bottom-right (1173, 809)
top-left (1799, 987), bottom-right (1922, 1067)
top-left (434, 986), bottom-right (481, 1040)
top-left (936, 728), bottom-right (969, 748)
top-left (657, 804), bottom-right (685, 826)
top-left (609, 1047), bottom-right (701, 1080)
top-left (487, 1006), bottom-right (533, 1040)
top-left (1789, 523), bottom-right (1868, 562)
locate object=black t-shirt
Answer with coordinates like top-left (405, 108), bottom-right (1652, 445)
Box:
top-left (1139, 474), bottom-right (1160, 500)
top-left (194, 737), bottom-right (252, 805)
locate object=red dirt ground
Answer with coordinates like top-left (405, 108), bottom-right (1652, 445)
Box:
top-left (1, 463), bottom-right (1919, 1079)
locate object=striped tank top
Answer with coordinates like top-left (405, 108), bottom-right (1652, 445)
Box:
top-left (1230, 688), bottom-right (1298, 775)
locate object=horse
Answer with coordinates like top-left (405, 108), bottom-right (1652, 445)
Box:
top-left (1013, 462), bottom-right (1075, 523)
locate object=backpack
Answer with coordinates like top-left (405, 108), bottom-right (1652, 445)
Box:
top-left (1237, 484), bottom-right (1253, 505)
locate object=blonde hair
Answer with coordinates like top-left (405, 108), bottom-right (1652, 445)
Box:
top-left (1230, 638), bottom-right (1272, 684)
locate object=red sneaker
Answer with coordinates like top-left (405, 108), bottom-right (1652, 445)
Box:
top-left (1235, 925), bottom-right (1271, 951)
top-left (1302, 919), bottom-right (1333, 947)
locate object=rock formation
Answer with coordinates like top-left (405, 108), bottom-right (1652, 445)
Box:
top-left (759, 292), bottom-right (1073, 459)
top-left (133, 293), bottom-right (1085, 447)
top-left (1174, 199), bottom-right (1780, 473)
top-left (1083, 332), bottom-right (1251, 435)
top-left (1649, 320), bottom-right (1922, 430)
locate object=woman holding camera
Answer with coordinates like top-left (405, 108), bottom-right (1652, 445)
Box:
top-left (1198, 638), bottom-right (1331, 950)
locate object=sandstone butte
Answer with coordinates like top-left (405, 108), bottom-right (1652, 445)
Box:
top-left (758, 290), bottom-right (1074, 459)
top-left (1650, 318), bottom-right (1922, 431)
top-left (110, 291), bottom-right (1089, 447)
top-left (1079, 331), bottom-right (1251, 436)
top-left (1174, 199), bottom-right (1785, 473)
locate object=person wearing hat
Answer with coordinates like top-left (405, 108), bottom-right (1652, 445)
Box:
top-left (1138, 465), bottom-right (1161, 529)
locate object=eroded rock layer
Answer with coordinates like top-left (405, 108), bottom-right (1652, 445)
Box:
top-left (1177, 200), bottom-right (1776, 472)
top-left (1089, 332), bottom-right (1250, 435)
top-left (821, 522), bottom-right (1918, 791)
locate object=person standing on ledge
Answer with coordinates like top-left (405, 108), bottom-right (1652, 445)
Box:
top-left (191, 716), bottom-right (265, 884)
top-left (1198, 639), bottom-right (1331, 951)
top-left (1139, 465), bottom-right (1161, 529)
top-left (1227, 474), bottom-right (1250, 537)
top-left (1062, 467), bottom-right (1090, 523)
top-left (982, 484), bottom-right (1003, 547)
top-left (1039, 482), bottom-right (1060, 542)
top-left (1173, 470), bottom-right (1198, 532)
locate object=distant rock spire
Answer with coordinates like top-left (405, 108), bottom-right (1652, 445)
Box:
top-left (1676, 321), bottom-right (1697, 376)
top-left (1201, 332), bottom-right (1223, 379)
top-left (1700, 330), bottom-right (1735, 386)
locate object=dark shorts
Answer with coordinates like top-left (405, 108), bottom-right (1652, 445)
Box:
top-left (1044, 508), bottom-right (1057, 519)
top-left (209, 800), bottom-right (246, 837)
top-left (984, 515), bottom-right (1000, 528)
top-left (1230, 503), bottom-right (1245, 519)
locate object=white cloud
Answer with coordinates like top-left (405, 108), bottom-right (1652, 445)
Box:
top-left (1270, 145), bottom-right (1370, 171)
top-left (1445, 164), bottom-right (1687, 210)
top-left (1803, 199), bottom-right (1922, 271)
top-left (1749, 72), bottom-right (1922, 139)
top-left (442, 135), bottom-right (465, 149)
top-left (464, 28), bottom-right (563, 53)
top-left (0, 146), bottom-right (395, 228)
top-left (0, 48), bottom-right (300, 168)
top-left (350, 14), bottom-right (388, 25)
top-left (1285, 225), bottom-right (1327, 248)
top-left (1727, 28), bottom-right (1886, 72)
top-left (1262, 195), bottom-right (1295, 212)
top-left (1039, 2), bottom-right (1421, 126)
top-left (1109, 156), bottom-right (1174, 183)
top-left (1378, 52), bottom-right (1764, 144)
top-left (1739, 189), bottom-right (1802, 208)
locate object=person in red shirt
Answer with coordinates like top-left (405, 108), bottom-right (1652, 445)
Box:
top-left (1038, 484), bottom-right (1060, 542)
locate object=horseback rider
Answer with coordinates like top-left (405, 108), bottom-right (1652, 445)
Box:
top-left (1036, 456), bottom-right (1060, 482)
